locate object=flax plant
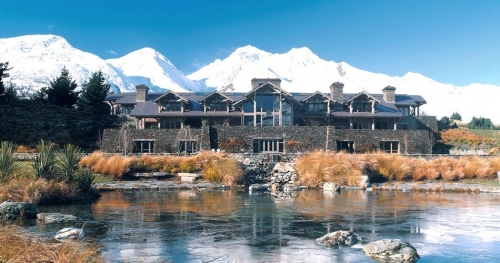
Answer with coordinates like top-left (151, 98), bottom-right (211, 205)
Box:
top-left (0, 141), bottom-right (23, 182)
top-left (32, 140), bottom-right (56, 180)
top-left (57, 144), bottom-right (82, 182)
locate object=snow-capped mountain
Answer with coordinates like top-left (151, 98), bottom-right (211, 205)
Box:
top-left (106, 48), bottom-right (206, 92)
top-left (0, 34), bottom-right (198, 94)
top-left (188, 45), bottom-right (497, 124)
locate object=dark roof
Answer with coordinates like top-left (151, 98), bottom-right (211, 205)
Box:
top-left (106, 87), bottom-right (426, 117)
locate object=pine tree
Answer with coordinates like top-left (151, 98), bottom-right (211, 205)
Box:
top-left (0, 62), bottom-right (12, 95)
top-left (44, 67), bottom-right (80, 107)
top-left (78, 70), bottom-right (111, 114)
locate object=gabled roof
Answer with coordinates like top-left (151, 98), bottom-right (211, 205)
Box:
top-left (234, 81), bottom-right (301, 106)
top-left (345, 91), bottom-right (381, 104)
top-left (198, 90), bottom-right (234, 103)
top-left (301, 91), bottom-right (335, 103)
top-left (153, 90), bottom-right (189, 103)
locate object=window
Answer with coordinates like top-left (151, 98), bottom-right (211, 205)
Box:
top-left (256, 94), bottom-right (280, 112)
top-left (163, 121), bottom-right (180, 129)
top-left (353, 122), bottom-right (369, 130)
top-left (120, 105), bottom-right (134, 115)
top-left (243, 116), bottom-right (254, 126)
top-left (397, 124), bottom-right (408, 130)
top-left (179, 140), bottom-right (197, 154)
top-left (337, 141), bottom-right (354, 153)
top-left (165, 101), bottom-right (181, 111)
top-left (253, 139), bottom-right (284, 153)
top-left (380, 141), bottom-right (399, 154)
top-left (134, 140), bottom-right (154, 153)
top-left (209, 101), bottom-right (227, 111)
top-left (398, 107), bottom-right (409, 116)
top-left (243, 101), bottom-right (254, 113)
top-left (308, 102), bottom-right (326, 112)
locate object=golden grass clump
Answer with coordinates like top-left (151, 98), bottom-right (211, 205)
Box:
top-left (487, 156), bottom-right (500, 176)
top-left (0, 225), bottom-right (104, 263)
top-left (295, 151), bottom-right (363, 187)
top-left (201, 154), bottom-right (243, 186)
top-left (412, 159), bottom-right (439, 181)
top-left (373, 154), bottom-right (413, 181)
top-left (80, 152), bottom-right (137, 179)
top-left (459, 156), bottom-right (491, 179)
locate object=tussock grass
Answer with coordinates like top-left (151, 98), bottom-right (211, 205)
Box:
top-left (440, 129), bottom-right (496, 146)
top-left (0, 225), bottom-right (104, 263)
top-left (80, 151), bottom-right (243, 185)
top-left (295, 151), bottom-right (500, 186)
top-left (295, 151), bottom-right (362, 187)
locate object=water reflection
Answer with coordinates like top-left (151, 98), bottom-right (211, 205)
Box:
top-left (32, 190), bottom-right (500, 262)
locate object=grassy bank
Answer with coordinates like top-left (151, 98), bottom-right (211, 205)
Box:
top-left (295, 151), bottom-right (500, 187)
top-left (0, 141), bottom-right (99, 204)
top-left (0, 225), bottom-right (104, 263)
top-left (80, 151), bottom-right (243, 186)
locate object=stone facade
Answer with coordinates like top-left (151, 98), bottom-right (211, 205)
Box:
top-left (102, 126), bottom-right (432, 154)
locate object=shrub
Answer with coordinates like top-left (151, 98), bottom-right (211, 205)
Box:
top-left (32, 140), bottom-right (56, 180)
top-left (73, 168), bottom-right (95, 193)
top-left (56, 144), bottom-right (82, 182)
top-left (0, 141), bottom-right (23, 182)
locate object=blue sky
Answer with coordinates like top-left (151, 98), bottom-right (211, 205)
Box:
top-left (1, 0), bottom-right (499, 86)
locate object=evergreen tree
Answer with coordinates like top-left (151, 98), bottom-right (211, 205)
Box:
top-left (450, 112), bottom-right (462, 121)
top-left (78, 70), bottom-right (111, 114)
top-left (44, 67), bottom-right (80, 107)
top-left (0, 62), bottom-right (12, 95)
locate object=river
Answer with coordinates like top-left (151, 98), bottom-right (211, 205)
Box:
top-left (29, 190), bottom-right (500, 262)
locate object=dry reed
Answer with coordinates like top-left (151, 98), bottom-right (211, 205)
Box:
top-left (0, 225), bottom-right (104, 263)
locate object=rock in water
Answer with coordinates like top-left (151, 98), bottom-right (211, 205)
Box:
top-left (37, 213), bottom-right (78, 223)
top-left (0, 201), bottom-right (38, 220)
top-left (323, 182), bottom-right (340, 192)
top-left (54, 227), bottom-right (84, 241)
top-left (315, 230), bottom-right (362, 248)
top-left (363, 239), bottom-right (420, 262)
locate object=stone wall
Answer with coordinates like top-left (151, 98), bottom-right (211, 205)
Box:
top-left (101, 127), bottom-right (209, 153)
top-left (102, 126), bottom-right (432, 154)
top-left (213, 126), bottom-right (432, 154)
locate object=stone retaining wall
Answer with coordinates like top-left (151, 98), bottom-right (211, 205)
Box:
top-left (101, 126), bottom-right (433, 154)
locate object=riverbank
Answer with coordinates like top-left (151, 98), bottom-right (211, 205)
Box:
top-left (94, 178), bottom-right (500, 193)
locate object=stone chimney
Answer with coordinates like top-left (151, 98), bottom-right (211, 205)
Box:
top-left (136, 84), bottom-right (149, 101)
top-left (382, 86), bottom-right (396, 103)
top-left (251, 78), bottom-right (281, 89)
top-left (329, 82), bottom-right (344, 103)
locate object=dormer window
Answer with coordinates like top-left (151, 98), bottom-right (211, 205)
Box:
top-left (209, 101), bottom-right (227, 111)
top-left (164, 101), bottom-right (181, 111)
top-left (308, 102), bottom-right (326, 112)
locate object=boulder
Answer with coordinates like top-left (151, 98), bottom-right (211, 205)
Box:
top-left (323, 182), bottom-right (341, 192)
top-left (249, 184), bottom-right (270, 192)
top-left (272, 162), bottom-right (295, 173)
top-left (0, 201), bottom-right (38, 220)
top-left (363, 239), bottom-right (420, 262)
top-left (54, 227), bottom-right (84, 241)
top-left (37, 213), bottom-right (78, 223)
top-left (315, 230), bottom-right (362, 248)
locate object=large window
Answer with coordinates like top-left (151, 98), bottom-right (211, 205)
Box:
top-left (243, 116), bottom-right (254, 126)
top-left (353, 122), bottom-right (370, 130)
top-left (134, 140), bottom-right (154, 153)
top-left (243, 101), bottom-right (254, 113)
top-left (256, 94), bottom-right (280, 112)
top-left (253, 139), bottom-right (284, 153)
top-left (337, 141), bottom-right (354, 153)
top-left (380, 141), bottom-right (399, 154)
top-left (162, 121), bottom-right (180, 129)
